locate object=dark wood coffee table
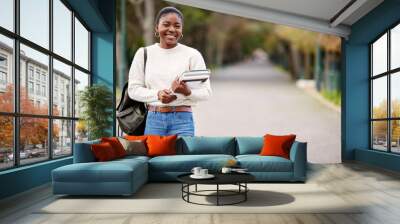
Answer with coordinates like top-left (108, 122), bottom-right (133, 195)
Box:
top-left (177, 172), bottom-right (255, 206)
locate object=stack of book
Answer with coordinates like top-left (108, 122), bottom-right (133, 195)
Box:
top-left (179, 69), bottom-right (210, 82)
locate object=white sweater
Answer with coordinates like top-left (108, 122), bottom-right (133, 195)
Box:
top-left (128, 43), bottom-right (212, 107)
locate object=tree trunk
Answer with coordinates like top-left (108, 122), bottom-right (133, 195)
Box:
top-left (130, 0), bottom-right (155, 46)
top-left (215, 34), bottom-right (226, 67)
top-left (289, 45), bottom-right (301, 79)
top-left (304, 51), bottom-right (311, 79)
top-left (323, 51), bottom-right (332, 90)
top-left (143, 0), bottom-right (155, 46)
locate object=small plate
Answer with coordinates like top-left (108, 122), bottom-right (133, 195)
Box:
top-left (190, 174), bottom-right (215, 179)
top-left (233, 170), bottom-right (249, 174)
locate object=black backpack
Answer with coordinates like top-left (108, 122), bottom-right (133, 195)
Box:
top-left (116, 48), bottom-right (147, 135)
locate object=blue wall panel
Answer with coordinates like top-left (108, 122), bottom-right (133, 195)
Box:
top-left (342, 43), bottom-right (369, 160)
top-left (343, 0), bottom-right (400, 171)
top-left (91, 0), bottom-right (116, 135)
top-left (92, 32), bottom-right (115, 136)
top-left (0, 158), bottom-right (72, 199)
top-left (355, 149), bottom-right (400, 172)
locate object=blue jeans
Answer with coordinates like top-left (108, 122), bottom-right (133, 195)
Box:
top-left (144, 111), bottom-right (195, 136)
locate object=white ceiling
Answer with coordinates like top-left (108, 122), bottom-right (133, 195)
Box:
top-left (226, 0), bottom-right (352, 22)
top-left (165, 0), bottom-right (384, 38)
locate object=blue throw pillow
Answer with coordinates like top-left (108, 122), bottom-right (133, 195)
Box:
top-left (73, 139), bottom-right (100, 163)
top-left (235, 137), bottom-right (263, 155)
top-left (178, 137), bottom-right (236, 155)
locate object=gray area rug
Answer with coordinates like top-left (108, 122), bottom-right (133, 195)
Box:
top-left (37, 183), bottom-right (362, 214)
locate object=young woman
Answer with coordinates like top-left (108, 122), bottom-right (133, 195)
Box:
top-left (128, 6), bottom-right (212, 137)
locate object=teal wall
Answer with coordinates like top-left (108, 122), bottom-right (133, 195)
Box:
top-left (0, 0), bottom-right (115, 200)
top-left (0, 158), bottom-right (72, 199)
top-left (91, 0), bottom-right (116, 136)
top-left (343, 0), bottom-right (400, 171)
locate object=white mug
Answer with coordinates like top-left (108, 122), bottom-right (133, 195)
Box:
top-left (221, 167), bottom-right (232, 174)
top-left (200, 169), bottom-right (208, 176)
top-left (191, 167), bottom-right (202, 176)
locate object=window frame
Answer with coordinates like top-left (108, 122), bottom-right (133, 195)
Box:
top-left (370, 21), bottom-right (400, 154)
top-left (0, 0), bottom-right (92, 171)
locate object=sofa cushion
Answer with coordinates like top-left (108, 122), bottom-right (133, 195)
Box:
top-left (235, 137), bottom-right (263, 155)
top-left (236, 155), bottom-right (293, 172)
top-left (52, 158), bottom-right (147, 183)
top-left (147, 135), bottom-right (177, 157)
top-left (124, 135), bottom-right (148, 141)
top-left (177, 137), bottom-right (236, 155)
top-left (149, 154), bottom-right (235, 172)
top-left (260, 134), bottom-right (296, 159)
top-left (73, 139), bottom-right (100, 163)
top-left (101, 137), bottom-right (127, 158)
top-left (91, 142), bottom-right (118, 162)
top-left (118, 138), bottom-right (147, 156)
top-left (115, 155), bottom-right (150, 163)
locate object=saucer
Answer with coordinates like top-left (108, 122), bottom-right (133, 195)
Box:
top-left (190, 174), bottom-right (215, 179)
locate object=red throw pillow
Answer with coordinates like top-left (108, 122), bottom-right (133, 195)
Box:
top-left (124, 135), bottom-right (148, 141)
top-left (260, 134), bottom-right (296, 159)
top-left (101, 137), bottom-right (126, 158)
top-left (91, 142), bottom-right (118, 161)
top-left (146, 135), bottom-right (177, 157)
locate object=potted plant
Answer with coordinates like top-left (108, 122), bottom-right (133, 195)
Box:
top-left (79, 84), bottom-right (113, 140)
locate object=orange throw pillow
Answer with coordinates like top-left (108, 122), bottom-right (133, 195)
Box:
top-left (101, 137), bottom-right (127, 158)
top-left (260, 134), bottom-right (296, 159)
top-left (91, 142), bottom-right (117, 161)
top-left (146, 135), bottom-right (177, 157)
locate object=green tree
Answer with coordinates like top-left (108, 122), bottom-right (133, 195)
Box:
top-left (79, 84), bottom-right (113, 140)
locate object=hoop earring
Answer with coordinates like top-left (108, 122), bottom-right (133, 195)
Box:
top-left (154, 32), bottom-right (160, 37)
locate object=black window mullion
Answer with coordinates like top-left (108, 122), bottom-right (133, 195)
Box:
top-left (88, 31), bottom-right (91, 74)
top-left (387, 30), bottom-right (391, 152)
top-left (71, 10), bottom-right (76, 154)
top-left (370, 45), bottom-right (373, 149)
top-left (49, 0), bottom-right (53, 160)
top-left (13, 0), bottom-right (20, 167)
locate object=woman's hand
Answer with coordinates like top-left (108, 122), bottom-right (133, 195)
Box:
top-left (157, 89), bottom-right (177, 104)
top-left (171, 77), bottom-right (191, 96)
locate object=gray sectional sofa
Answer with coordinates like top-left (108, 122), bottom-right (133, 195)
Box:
top-left (52, 136), bottom-right (307, 196)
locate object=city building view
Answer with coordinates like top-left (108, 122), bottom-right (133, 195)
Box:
top-left (2, 0), bottom-right (400, 224)
top-left (0, 0), bottom-right (90, 170)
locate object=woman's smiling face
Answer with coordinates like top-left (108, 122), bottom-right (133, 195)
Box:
top-left (156, 13), bottom-right (183, 48)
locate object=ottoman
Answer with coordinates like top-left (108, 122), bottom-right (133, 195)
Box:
top-left (52, 157), bottom-right (148, 196)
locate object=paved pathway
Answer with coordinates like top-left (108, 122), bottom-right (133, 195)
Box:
top-left (192, 60), bottom-right (341, 164)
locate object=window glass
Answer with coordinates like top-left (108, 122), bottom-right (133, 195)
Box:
top-left (74, 69), bottom-right (89, 118)
top-left (0, 35), bottom-right (14, 113)
top-left (53, 0), bottom-right (72, 60)
top-left (19, 117), bottom-right (49, 165)
top-left (372, 33), bottom-right (387, 76)
top-left (0, 0), bottom-right (14, 31)
top-left (391, 24), bottom-right (400, 70)
top-left (372, 76), bottom-right (387, 119)
top-left (391, 120), bottom-right (400, 153)
top-left (20, 0), bottom-right (49, 49)
top-left (20, 44), bottom-right (49, 115)
top-left (74, 18), bottom-right (89, 70)
top-left (53, 119), bottom-right (72, 157)
top-left (75, 120), bottom-right (88, 143)
top-left (53, 59), bottom-right (72, 117)
top-left (0, 116), bottom-right (13, 170)
top-left (372, 121), bottom-right (388, 151)
top-left (391, 72), bottom-right (400, 118)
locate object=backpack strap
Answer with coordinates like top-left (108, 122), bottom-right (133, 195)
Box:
top-left (143, 47), bottom-right (147, 74)
top-left (143, 47), bottom-right (148, 109)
